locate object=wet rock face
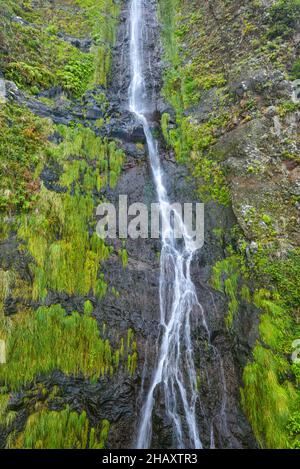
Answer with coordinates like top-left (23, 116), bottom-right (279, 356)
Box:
top-left (56, 33), bottom-right (92, 52)
top-left (109, 0), bottom-right (163, 117)
top-left (219, 110), bottom-right (300, 245)
top-left (94, 150), bottom-right (257, 448)
top-left (146, 198), bottom-right (257, 449)
top-left (106, 0), bottom-right (256, 448)
top-left (2, 371), bottom-right (138, 449)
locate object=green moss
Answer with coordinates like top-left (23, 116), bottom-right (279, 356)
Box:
top-left (0, 392), bottom-right (17, 428)
top-left (277, 100), bottom-right (300, 117)
top-left (0, 270), bottom-right (14, 316)
top-left (267, 0), bottom-right (300, 39)
top-left (9, 406), bottom-right (110, 449)
top-left (127, 328), bottom-right (134, 351)
top-left (17, 125), bottom-right (124, 300)
top-left (0, 304), bottom-right (138, 393)
top-left (127, 351), bottom-right (138, 376)
top-left (18, 188), bottom-right (110, 299)
top-left (287, 412), bottom-right (300, 448)
top-left (253, 247), bottom-right (300, 310)
top-left (241, 345), bottom-right (298, 448)
top-left (254, 289), bottom-right (293, 351)
top-left (158, 0), bottom-right (230, 205)
top-left (0, 304), bottom-right (120, 389)
top-left (212, 255), bottom-right (243, 327)
top-left (97, 419), bottom-right (110, 449)
top-left (291, 59), bottom-right (300, 79)
top-left (56, 126), bottom-right (123, 191)
top-left (126, 330), bottom-right (138, 375)
top-left (118, 245), bottom-right (128, 269)
top-left (240, 248), bottom-right (300, 448)
top-left (0, 103), bottom-right (52, 213)
top-left (2, 23), bottom-right (92, 97)
top-left (83, 300), bottom-right (93, 316)
top-left (241, 285), bottom-right (251, 303)
top-left (161, 113), bottom-right (171, 144)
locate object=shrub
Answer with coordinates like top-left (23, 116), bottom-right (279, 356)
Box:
top-left (267, 0), bottom-right (300, 39)
top-left (291, 59), bottom-right (300, 79)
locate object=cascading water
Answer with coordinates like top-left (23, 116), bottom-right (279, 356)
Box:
top-left (128, 0), bottom-right (207, 449)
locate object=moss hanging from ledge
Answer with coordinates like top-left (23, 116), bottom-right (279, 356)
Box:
top-left (211, 255), bottom-right (240, 328)
top-left (211, 244), bottom-right (300, 448)
top-left (8, 406), bottom-right (110, 449)
top-left (0, 304), bottom-right (137, 390)
top-left (17, 125), bottom-right (124, 299)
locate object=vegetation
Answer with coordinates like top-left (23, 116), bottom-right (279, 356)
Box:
top-left (0, 104), bottom-right (52, 213)
top-left (0, 304), bottom-right (112, 389)
top-left (212, 255), bottom-right (241, 328)
top-left (158, 0), bottom-right (230, 205)
top-left (17, 124), bottom-right (123, 299)
top-left (0, 0), bottom-right (120, 96)
top-left (241, 345), bottom-right (297, 448)
top-left (118, 244), bottom-right (128, 269)
top-left (211, 242), bottom-right (300, 448)
top-left (0, 303), bottom-right (138, 390)
top-left (291, 59), bottom-right (300, 79)
top-left (267, 0), bottom-right (300, 39)
top-left (9, 406), bottom-right (110, 449)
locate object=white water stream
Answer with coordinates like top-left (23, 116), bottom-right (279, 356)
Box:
top-left (128, 0), bottom-right (207, 449)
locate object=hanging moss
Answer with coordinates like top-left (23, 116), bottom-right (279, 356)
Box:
top-left (0, 270), bottom-right (14, 316)
top-left (0, 302), bottom-right (139, 391)
top-left (0, 302), bottom-right (138, 390)
top-left (0, 304), bottom-right (118, 389)
top-left (127, 352), bottom-right (138, 376)
top-left (118, 246), bottom-right (128, 269)
top-left (17, 125), bottom-right (124, 300)
top-left (83, 300), bottom-right (94, 316)
top-left (211, 255), bottom-right (241, 328)
top-left (241, 345), bottom-right (298, 448)
top-left (18, 188), bottom-right (109, 299)
top-left (9, 406), bottom-right (110, 449)
top-left (240, 282), bottom-right (300, 448)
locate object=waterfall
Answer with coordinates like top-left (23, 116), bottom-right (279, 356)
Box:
top-left (128, 0), bottom-right (206, 449)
